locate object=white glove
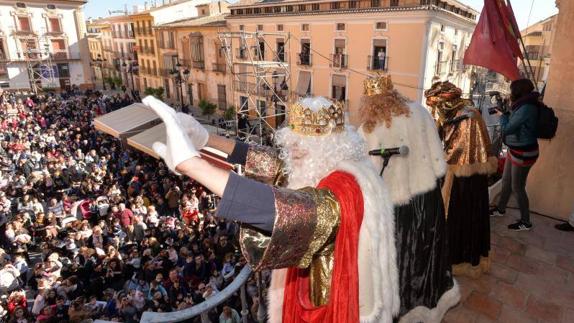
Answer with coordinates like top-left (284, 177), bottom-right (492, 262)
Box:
top-left (176, 112), bottom-right (209, 149)
top-left (142, 96), bottom-right (200, 174)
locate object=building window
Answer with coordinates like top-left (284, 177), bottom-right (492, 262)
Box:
top-left (450, 45), bottom-right (457, 73)
top-left (376, 22), bottom-right (387, 30)
top-left (349, 1), bottom-right (358, 8)
top-left (296, 71), bottom-right (312, 96)
top-left (1, 40), bottom-right (8, 60)
top-left (420, 0), bottom-right (430, 4)
top-left (273, 6), bottom-right (281, 13)
top-left (299, 4), bottom-right (306, 11)
top-left (277, 24), bottom-right (284, 31)
top-left (265, 7), bottom-right (272, 13)
top-left (312, 4), bottom-right (320, 10)
top-left (217, 85), bottom-right (227, 110)
top-left (331, 74), bottom-right (346, 101)
top-left (301, 24), bottom-right (309, 31)
top-left (390, 0), bottom-right (399, 6)
top-left (254, 8), bottom-right (261, 13)
top-left (239, 25), bottom-right (244, 31)
top-left (237, 9), bottom-right (244, 14)
top-left (331, 2), bottom-right (340, 10)
top-left (246, 8), bottom-right (253, 14)
top-left (47, 4), bottom-right (56, 9)
top-left (257, 25), bottom-right (263, 31)
top-left (258, 100), bottom-right (267, 117)
top-left (371, 0), bottom-right (380, 7)
top-left (370, 39), bottom-right (387, 70)
top-left (57, 63), bottom-right (70, 77)
top-left (16, 3), bottom-right (26, 8)
top-left (18, 16), bottom-right (32, 32)
top-left (49, 18), bottom-right (62, 33)
top-left (336, 23), bottom-right (345, 31)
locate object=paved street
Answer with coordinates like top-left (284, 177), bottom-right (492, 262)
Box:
top-left (444, 209), bottom-right (574, 323)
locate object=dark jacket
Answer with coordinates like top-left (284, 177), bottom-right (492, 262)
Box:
top-left (501, 93), bottom-right (539, 147)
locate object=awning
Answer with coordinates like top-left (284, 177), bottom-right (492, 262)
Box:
top-left (296, 71), bottom-right (311, 96)
top-left (127, 123), bottom-right (234, 170)
top-left (93, 103), bottom-right (160, 139)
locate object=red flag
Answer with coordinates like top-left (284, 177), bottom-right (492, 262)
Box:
top-left (463, 0), bottom-right (521, 80)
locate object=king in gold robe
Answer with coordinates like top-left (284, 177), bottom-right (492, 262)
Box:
top-left (425, 81), bottom-right (497, 278)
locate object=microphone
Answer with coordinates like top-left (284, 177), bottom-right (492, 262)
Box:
top-left (368, 146), bottom-right (409, 158)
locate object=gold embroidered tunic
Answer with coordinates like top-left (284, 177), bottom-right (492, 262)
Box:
top-left (238, 145), bottom-right (341, 306)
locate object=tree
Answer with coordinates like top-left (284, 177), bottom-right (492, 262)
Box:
top-left (199, 99), bottom-right (217, 117)
top-left (224, 106), bottom-right (236, 121)
top-left (143, 87), bottom-right (164, 100)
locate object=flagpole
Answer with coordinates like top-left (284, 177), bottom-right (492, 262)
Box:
top-left (507, 0), bottom-right (538, 91)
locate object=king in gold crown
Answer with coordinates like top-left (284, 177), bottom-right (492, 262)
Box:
top-left (288, 99), bottom-right (345, 136)
top-left (364, 73), bottom-right (394, 96)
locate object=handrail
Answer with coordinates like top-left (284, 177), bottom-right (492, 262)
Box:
top-left (140, 265), bottom-right (253, 323)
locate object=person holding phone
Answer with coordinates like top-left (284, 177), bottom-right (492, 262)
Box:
top-left (490, 79), bottom-right (540, 231)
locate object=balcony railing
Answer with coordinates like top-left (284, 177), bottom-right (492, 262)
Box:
top-left (331, 53), bottom-right (348, 69)
top-left (192, 61), bottom-right (205, 70)
top-left (52, 51), bottom-right (68, 61)
top-left (275, 50), bottom-right (288, 63)
top-left (234, 81), bottom-right (288, 100)
top-left (434, 60), bottom-right (448, 75)
top-left (297, 53), bottom-right (312, 66)
top-left (212, 62), bottom-right (226, 73)
top-left (160, 68), bottom-right (173, 77)
top-left (236, 48), bottom-right (247, 60)
top-left (367, 55), bottom-right (389, 71)
top-left (179, 59), bottom-right (191, 68)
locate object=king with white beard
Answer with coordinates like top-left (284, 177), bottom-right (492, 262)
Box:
top-left (143, 96), bottom-right (398, 323)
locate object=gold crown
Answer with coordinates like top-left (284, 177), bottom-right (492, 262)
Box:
top-left (364, 73), bottom-right (394, 96)
top-left (288, 101), bottom-right (345, 136)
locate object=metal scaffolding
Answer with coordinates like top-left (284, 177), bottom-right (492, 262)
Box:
top-left (218, 30), bottom-right (292, 144)
top-left (17, 35), bottom-right (58, 93)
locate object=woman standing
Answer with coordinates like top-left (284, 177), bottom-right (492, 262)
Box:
top-left (491, 79), bottom-right (539, 231)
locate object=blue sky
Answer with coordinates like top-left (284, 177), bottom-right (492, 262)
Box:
top-left (84, 0), bottom-right (558, 30)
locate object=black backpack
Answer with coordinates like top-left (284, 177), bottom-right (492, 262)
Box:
top-left (537, 103), bottom-right (559, 139)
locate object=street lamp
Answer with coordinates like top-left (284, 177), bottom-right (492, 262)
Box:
top-left (91, 54), bottom-right (107, 90)
top-left (122, 58), bottom-right (139, 98)
top-left (170, 62), bottom-right (190, 110)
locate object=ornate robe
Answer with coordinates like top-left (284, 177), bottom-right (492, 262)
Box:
top-left (220, 143), bottom-right (398, 323)
top-left (359, 102), bottom-right (459, 323)
top-left (438, 106), bottom-right (497, 277)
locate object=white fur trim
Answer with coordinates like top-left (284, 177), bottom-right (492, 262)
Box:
top-left (359, 102), bottom-right (447, 206)
top-left (267, 268), bottom-right (288, 323)
top-left (398, 279), bottom-right (461, 323)
top-left (337, 160), bottom-right (399, 323)
top-left (266, 160), bottom-right (399, 323)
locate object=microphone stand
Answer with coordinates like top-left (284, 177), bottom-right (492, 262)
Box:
top-left (380, 156), bottom-right (391, 177)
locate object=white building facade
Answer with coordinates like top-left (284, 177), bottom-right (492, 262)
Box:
top-left (0, 0), bottom-right (92, 91)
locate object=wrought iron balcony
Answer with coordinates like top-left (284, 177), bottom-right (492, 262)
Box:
top-left (212, 62), bottom-right (226, 73)
top-left (367, 55), bottom-right (389, 71)
top-left (297, 53), bottom-right (312, 66)
top-left (331, 53), bottom-right (348, 69)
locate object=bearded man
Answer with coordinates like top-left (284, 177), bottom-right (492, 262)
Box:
top-left (358, 74), bottom-right (459, 323)
top-left (142, 96), bottom-right (399, 323)
top-left (425, 81), bottom-right (497, 278)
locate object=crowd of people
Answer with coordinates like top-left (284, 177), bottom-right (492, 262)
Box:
top-left (0, 89), bottom-right (257, 323)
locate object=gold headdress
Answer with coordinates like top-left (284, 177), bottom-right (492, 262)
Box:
top-left (288, 99), bottom-right (345, 136)
top-left (364, 73), bottom-right (394, 96)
